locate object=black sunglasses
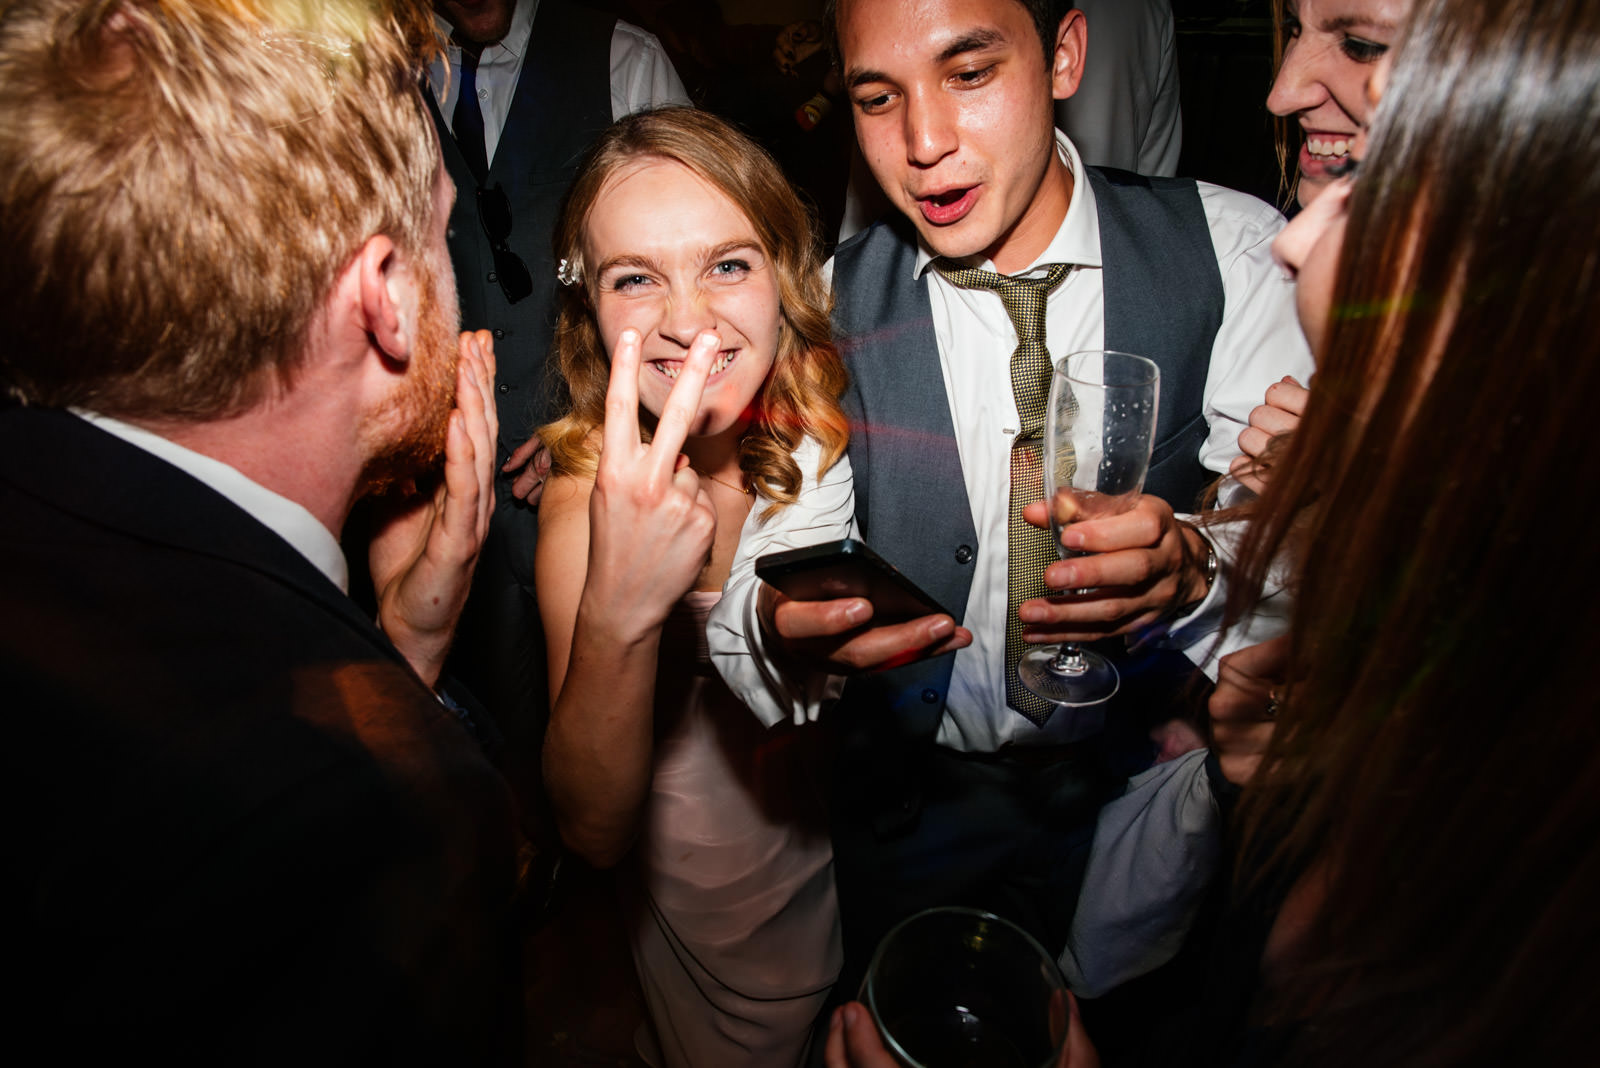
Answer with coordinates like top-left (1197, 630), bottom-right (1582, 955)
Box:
top-left (476, 184), bottom-right (534, 304)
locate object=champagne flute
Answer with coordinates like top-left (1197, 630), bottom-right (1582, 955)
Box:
top-left (1017, 350), bottom-right (1159, 707)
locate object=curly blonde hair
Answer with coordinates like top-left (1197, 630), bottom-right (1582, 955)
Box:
top-left (538, 107), bottom-right (848, 517)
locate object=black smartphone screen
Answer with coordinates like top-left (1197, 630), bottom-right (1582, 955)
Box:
top-left (754, 538), bottom-right (951, 623)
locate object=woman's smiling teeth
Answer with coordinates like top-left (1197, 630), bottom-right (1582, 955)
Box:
top-left (653, 349), bottom-right (740, 379)
top-left (1307, 136), bottom-right (1352, 159)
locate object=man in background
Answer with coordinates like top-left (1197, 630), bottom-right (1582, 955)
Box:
top-left (1057, 0), bottom-right (1183, 175)
top-left (425, 0), bottom-right (689, 814)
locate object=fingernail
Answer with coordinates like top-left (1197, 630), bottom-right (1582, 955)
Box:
top-left (842, 1004), bottom-right (861, 1028)
top-left (929, 616), bottom-right (953, 639)
top-left (843, 600), bottom-right (869, 625)
top-left (829, 1007), bottom-right (844, 1034)
top-left (1063, 529), bottom-right (1086, 549)
top-left (1019, 603), bottom-right (1040, 623)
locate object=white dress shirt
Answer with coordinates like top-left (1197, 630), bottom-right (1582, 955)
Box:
top-left (706, 437), bottom-right (855, 729)
top-left (709, 132), bottom-right (1312, 750)
top-left (427, 0), bottom-right (690, 166)
top-left (1056, 0), bottom-right (1183, 177)
top-left (73, 410), bottom-right (349, 593)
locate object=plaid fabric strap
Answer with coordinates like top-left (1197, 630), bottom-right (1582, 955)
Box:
top-left (934, 260), bottom-right (1072, 725)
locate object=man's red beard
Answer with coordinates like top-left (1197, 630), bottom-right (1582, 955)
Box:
top-left (359, 251), bottom-right (460, 497)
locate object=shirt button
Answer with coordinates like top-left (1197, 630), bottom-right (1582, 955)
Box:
top-left (493, 329), bottom-right (505, 340)
top-left (954, 544), bottom-right (974, 564)
top-left (477, 88), bottom-right (488, 99)
top-left (447, 227), bottom-right (457, 240)
top-left (497, 383), bottom-right (510, 394)
top-left (921, 689), bottom-right (939, 704)
top-left (487, 271), bottom-right (497, 283)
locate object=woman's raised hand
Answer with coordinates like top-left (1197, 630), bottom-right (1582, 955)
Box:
top-left (1231, 376), bottom-right (1310, 495)
top-left (583, 328), bottom-right (719, 641)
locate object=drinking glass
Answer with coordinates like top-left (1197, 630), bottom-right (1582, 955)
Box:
top-left (860, 907), bottom-right (1069, 1068)
top-left (1016, 350), bottom-right (1159, 707)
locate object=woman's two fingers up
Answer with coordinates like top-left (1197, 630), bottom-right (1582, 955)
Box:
top-left (588, 329), bottom-right (721, 633)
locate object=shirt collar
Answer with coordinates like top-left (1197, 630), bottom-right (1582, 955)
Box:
top-left (429, 0), bottom-right (536, 79)
top-left (912, 129), bottom-right (1102, 280)
top-left (71, 409), bottom-right (350, 594)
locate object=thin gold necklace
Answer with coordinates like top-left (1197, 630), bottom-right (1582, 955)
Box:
top-left (695, 468), bottom-right (752, 495)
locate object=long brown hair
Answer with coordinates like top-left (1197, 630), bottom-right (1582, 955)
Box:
top-left (539, 107), bottom-right (848, 516)
top-left (1228, 0), bottom-right (1600, 1060)
top-left (1269, 0), bottom-right (1297, 209)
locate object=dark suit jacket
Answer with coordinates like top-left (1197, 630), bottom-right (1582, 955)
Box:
top-left (1, 408), bottom-right (524, 1064)
top-left (419, 0), bottom-right (615, 784)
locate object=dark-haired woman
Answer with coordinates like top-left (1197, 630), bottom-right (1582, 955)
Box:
top-left (1212, 0), bottom-right (1600, 1060)
top-left (1267, 0), bottom-right (1404, 209)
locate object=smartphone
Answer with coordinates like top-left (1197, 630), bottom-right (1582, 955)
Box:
top-left (755, 538), bottom-right (951, 623)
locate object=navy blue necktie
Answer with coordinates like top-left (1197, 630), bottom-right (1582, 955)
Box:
top-left (452, 49), bottom-right (489, 185)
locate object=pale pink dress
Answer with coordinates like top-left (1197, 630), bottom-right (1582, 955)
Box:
top-left (622, 591), bottom-right (841, 1068)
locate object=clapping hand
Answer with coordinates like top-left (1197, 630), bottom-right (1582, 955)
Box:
top-left (369, 330), bottom-right (498, 687)
top-left (581, 328), bottom-right (718, 641)
top-left (1230, 376), bottom-right (1309, 494)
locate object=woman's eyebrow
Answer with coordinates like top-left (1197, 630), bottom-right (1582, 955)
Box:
top-left (595, 252), bottom-right (659, 275)
top-left (1322, 14), bottom-right (1397, 33)
top-left (596, 241), bottom-right (762, 276)
top-left (700, 240), bottom-right (763, 264)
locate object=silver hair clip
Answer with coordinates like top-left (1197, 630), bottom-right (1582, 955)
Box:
top-left (557, 258), bottom-right (582, 287)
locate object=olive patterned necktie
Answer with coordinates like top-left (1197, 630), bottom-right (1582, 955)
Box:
top-left (934, 259), bottom-right (1073, 726)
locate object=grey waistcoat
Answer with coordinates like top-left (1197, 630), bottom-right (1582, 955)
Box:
top-left (829, 167), bottom-right (1224, 746)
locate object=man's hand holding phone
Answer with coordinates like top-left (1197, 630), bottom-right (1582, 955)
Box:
top-left (755, 539), bottom-right (971, 673)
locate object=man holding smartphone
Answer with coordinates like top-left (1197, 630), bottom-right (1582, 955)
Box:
top-left (709, 0), bottom-right (1311, 1023)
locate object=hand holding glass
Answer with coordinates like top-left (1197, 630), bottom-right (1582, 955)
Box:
top-left (1016, 350), bottom-right (1160, 707)
top-left (861, 907), bottom-right (1070, 1068)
